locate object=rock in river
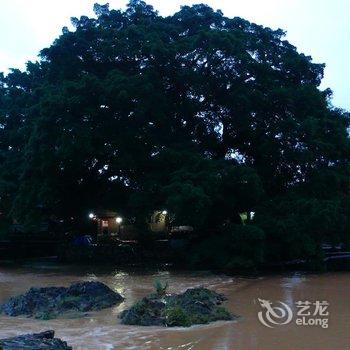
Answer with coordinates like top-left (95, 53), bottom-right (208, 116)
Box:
top-left (1, 281), bottom-right (124, 319)
top-left (120, 287), bottom-right (235, 327)
top-left (0, 330), bottom-right (72, 350)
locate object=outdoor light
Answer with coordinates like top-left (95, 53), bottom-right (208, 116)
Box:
top-left (162, 210), bottom-right (168, 215)
top-left (116, 217), bottom-right (123, 224)
top-left (88, 213), bottom-right (95, 219)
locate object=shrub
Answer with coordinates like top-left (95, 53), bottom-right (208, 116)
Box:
top-left (153, 279), bottom-right (168, 297)
top-left (189, 224), bottom-right (265, 271)
top-left (254, 196), bottom-right (350, 264)
top-left (165, 306), bottom-right (191, 327)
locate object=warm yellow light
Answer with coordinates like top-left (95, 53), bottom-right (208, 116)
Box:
top-left (116, 217), bottom-right (123, 224)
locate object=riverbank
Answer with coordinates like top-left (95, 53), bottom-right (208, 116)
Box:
top-left (0, 262), bottom-right (349, 349)
top-left (2, 236), bottom-right (350, 274)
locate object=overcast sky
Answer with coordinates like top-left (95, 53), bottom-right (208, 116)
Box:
top-left (0, 0), bottom-right (348, 110)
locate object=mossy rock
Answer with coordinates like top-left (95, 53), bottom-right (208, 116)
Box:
top-left (0, 330), bottom-right (72, 349)
top-left (120, 296), bottom-right (166, 326)
top-left (1, 281), bottom-right (124, 319)
top-left (120, 287), bottom-right (236, 327)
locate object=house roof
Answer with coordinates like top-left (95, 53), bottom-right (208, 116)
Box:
top-left (94, 210), bottom-right (118, 218)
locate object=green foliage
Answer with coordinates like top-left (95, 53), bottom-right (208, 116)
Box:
top-left (0, 217), bottom-right (11, 239)
top-left (239, 213), bottom-right (248, 224)
top-left (158, 152), bottom-right (263, 230)
top-left (165, 288), bottom-right (233, 325)
top-left (131, 299), bottom-right (149, 314)
top-left (212, 306), bottom-right (232, 320)
top-left (254, 196), bottom-right (350, 263)
top-left (224, 224), bottom-right (265, 270)
top-left (153, 279), bottom-right (168, 297)
top-left (35, 311), bottom-right (55, 320)
top-left (190, 224), bottom-right (265, 270)
top-left (165, 306), bottom-right (191, 327)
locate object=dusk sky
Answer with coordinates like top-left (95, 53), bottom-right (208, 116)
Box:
top-left (0, 0), bottom-right (348, 109)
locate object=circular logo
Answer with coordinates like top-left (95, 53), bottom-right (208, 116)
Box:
top-left (257, 298), bottom-right (293, 328)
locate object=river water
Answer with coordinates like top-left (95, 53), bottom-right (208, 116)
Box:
top-left (0, 262), bottom-right (349, 349)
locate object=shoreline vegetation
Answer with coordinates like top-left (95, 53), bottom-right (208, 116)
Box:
top-left (1, 255), bottom-right (350, 280)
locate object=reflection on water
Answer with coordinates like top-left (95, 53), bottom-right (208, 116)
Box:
top-left (0, 262), bottom-right (349, 349)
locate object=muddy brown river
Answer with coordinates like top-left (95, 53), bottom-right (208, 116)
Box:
top-left (0, 262), bottom-right (349, 349)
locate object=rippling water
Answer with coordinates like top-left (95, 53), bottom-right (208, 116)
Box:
top-left (0, 262), bottom-right (349, 349)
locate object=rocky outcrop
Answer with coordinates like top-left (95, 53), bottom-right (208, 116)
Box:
top-left (0, 330), bottom-right (72, 350)
top-left (120, 295), bottom-right (166, 326)
top-left (120, 287), bottom-right (235, 327)
top-left (1, 281), bottom-right (124, 319)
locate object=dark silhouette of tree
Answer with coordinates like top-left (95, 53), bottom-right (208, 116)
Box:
top-left (0, 2), bottom-right (349, 267)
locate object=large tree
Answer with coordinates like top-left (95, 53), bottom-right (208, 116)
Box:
top-left (0, 1), bottom-right (349, 264)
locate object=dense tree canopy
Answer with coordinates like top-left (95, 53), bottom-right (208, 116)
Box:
top-left (0, 1), bottom-right (349, 267)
